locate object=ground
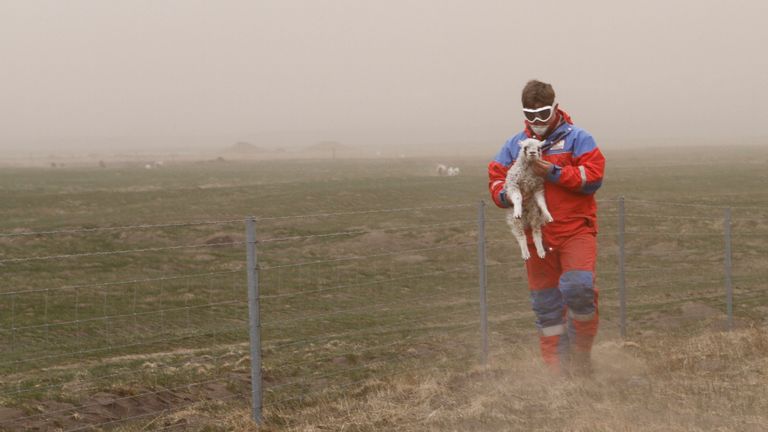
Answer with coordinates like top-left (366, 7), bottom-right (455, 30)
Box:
top-left (0, 144), bottom-right (767, 430)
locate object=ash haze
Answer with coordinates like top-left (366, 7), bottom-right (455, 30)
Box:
top-left (0, 0), bottom-right (766, 156)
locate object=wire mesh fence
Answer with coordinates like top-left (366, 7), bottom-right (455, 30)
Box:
top-left (0, 217), bottom-right (249, 431)
top-left (0, 199), bottom-right (766, 430)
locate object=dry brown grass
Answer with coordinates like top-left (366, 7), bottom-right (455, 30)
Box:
top-left (182, 327), bottom-right (768, 431)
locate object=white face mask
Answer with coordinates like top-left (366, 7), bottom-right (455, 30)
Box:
top-left (531, 124), bottom-right (550, 136)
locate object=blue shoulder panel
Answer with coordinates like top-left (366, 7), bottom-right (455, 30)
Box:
top-left (494, 132), bottom-right (527, 166)
top-left (570, 128), bottom-right (597, 158)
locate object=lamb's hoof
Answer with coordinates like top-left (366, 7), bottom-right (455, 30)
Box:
top-left (513, 212), bottom-right (522, 219)
top-left (545, 216), bottom-right (554, 224)
top-left (538, 251), bottom-right (547, 259)
top-left (521, 251), bottom-right (531, 261)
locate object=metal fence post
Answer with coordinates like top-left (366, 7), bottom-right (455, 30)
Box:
top-left (246, 217), bottom-right (262, 423)
top-left (618, 196), bottom-right (626, 338)
top-left (724, 207), bottom-right (733, 331)
top-left (478, 200), bottom-right (488, 365)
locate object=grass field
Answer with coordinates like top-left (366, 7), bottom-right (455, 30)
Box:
top-left (1, 144), bottom-right (767, 431)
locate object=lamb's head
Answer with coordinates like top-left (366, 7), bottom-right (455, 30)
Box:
top-left (517, 138), bottom-right (543, 163)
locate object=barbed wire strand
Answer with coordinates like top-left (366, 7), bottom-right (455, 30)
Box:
top-left (255, 203), bottom-right (475, 222)
top-left (265, 280), bottom-right (520, 358)
top-left (620, 249), bottom-right (721, 259)
top-left (1, 268), bottom-right (756, 370)
top-left (264, 289), bottom-right (476, 328)
top-left (619, 267), bottom-right (721, 276)
top-left (3, 299), bottom-right (245, 334)
top-left (623, 231), bottom-right (723, 237)
top-left (262, 265), bottom-right (475, 300)
top-left (623, 213), bottom-right (723, 221)
top-left (624, 277), bottom-right (734, 291)
top-left (265, 300), bottom-right (492, 352)
top-left (259, 241), bottom-right (477, 270)
top-left (267, 348), bottom-right (479, 406)
top-left (623, 198), bottom-right (768, 211)
top-left (3, 200), bottom-right (768, 430)
top-left (0, 335), bottom-right (249, 398)
top-left (0, 203), bottom-right (479, 239)
top-left (268, 350), bottom-right (479, 407)
top-left (266, 351), bottom-right (451, 395)
top-left (258, 219), bottom-right (478, 244)
top-left (618, 289), bottom-right (766, 311)
top-left (267, 322), bottom-right (479, 389)
top-left (0, 241), bottom-right (244, 265)
top-left (0, 323), bottom-right (249, 369)
top-left (0, 268), bottom-right (242, 296)
top-left (0, 219), bottom-right (245, 239)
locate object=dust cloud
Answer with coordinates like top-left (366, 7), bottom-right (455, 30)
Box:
top-left (1, 1), bottom-right (766, 157)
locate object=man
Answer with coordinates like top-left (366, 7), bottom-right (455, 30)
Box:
top-left (487, 80), bottom-right (605, 376)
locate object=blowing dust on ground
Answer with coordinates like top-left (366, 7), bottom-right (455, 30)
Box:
top-left (201, 327), bottom-right (768, 432)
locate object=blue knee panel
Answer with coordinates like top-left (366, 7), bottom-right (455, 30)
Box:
top-left (530, 288), bottom-right (565, 328)
top-left (559, 271), bottom-right (595, 315)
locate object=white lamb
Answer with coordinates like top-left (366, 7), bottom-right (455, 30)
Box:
top-left (504, 138), bottom-right (554, 260)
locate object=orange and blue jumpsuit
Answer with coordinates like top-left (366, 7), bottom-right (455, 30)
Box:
top-left (487, 110), bottom-right (605, 373)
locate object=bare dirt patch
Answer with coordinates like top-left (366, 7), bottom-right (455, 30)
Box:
top-left (0, 373), bottom-right (250, 431)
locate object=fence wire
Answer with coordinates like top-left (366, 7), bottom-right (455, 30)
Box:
top-left (1, 199), bottom-right (765, 431)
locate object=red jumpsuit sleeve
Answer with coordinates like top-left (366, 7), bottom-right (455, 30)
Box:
top-left (488, 161), bottom-right (512, 208)
top-left (545, 134), bottom-right (605, 195)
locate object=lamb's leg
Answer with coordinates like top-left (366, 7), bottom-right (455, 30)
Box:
top-left (534, 189), bottom-right (554, 223)
top-left (506, 213), bottom-right (530, 260)
top-left (532, 224), bottom-right (546, 259)
top-left (510, 188), bottom-right (523, 219)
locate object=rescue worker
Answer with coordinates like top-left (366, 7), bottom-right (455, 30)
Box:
top-left (487, 80), bottom-right (605, 376)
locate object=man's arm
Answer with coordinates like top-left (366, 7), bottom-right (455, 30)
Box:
top-left (488, 160), bottom-right (512, 208)
top-left (537, 133), bottom-right (605, 194)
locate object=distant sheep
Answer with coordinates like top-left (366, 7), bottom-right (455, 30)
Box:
top-left (144, 161), bottom-right (165, 170)
top-left (504, 138), bottom-right (553, 260)
top-left (436, 164), bottom-right (460, 176)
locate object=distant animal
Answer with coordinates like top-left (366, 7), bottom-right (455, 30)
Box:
top-left (504, 138), bottom-right (554, 260)
top-left (437, 164), bottom-right (460, 176)
top-left (145, 161), bottom-right (164, 170)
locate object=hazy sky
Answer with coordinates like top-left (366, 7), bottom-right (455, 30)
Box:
top-left (1, 0), bottom-right (766, 152)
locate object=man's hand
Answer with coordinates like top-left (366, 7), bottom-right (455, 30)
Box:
top-left (532, 159), bottom-right (553, 178)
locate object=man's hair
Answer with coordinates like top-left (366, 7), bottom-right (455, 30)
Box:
top-left (521, 80), bottom-right (555, 107)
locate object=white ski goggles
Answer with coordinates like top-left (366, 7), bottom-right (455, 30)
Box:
top-left (522, 104), bottom-right (556, 122)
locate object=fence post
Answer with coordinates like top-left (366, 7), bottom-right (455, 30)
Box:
top-left (618, 196), bottom-right (626, 338)
top-left (724, 207), bottom-right (733, 331)
top-left (478, 200), bottom-right (488, 365)
top-left (245, 217), bottom-right (262, 423)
